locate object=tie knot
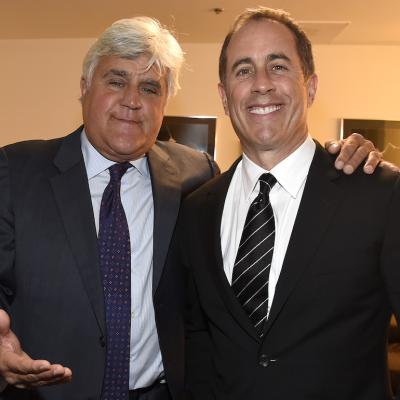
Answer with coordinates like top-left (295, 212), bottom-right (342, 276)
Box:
top-left (108, 162), bottom-right (131, 183)
top-left (259, 173), bottom-right (276, 195)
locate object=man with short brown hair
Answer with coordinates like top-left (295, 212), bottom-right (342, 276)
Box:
top-left (181, 7), bottom-right (400, 399)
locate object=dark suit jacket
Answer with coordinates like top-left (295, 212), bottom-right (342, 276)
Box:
top-left (178, 143), bottom-right (400, 400)
top-left (0, 126), bottom-right (218, 400)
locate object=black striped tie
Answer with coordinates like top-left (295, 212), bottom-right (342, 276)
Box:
top-left (232, 173), bottom-right (276, 336)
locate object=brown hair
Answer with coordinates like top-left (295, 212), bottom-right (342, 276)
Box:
top-left (219, 7), bottom-right (315, 84)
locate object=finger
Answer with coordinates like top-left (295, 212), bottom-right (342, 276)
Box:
top-left (380, 160), bottom-right (400, 173)
top-left (1, 351), bottom-right (51, 377)
top-left (0, 310), bottom-right (11, 336)
top-left (6, 364), bottom-right (72, 388)
top-left (337, 137), bottom-right (375, 172)
top-left (13, 373), bottom-right (71, 389)
top-left (343, 141), bottom-right (376, 174)
top-left (334, 142), bottom-right (358, 170)
top-left (325, 140), bottom-right (342, 155)
top-left (0, 312), bottom-right (23, 355)
top-left (363, 151), bottom-right (382, 174)
top-left (341, 144), bottom-right (375, 175)
top-left (336, 138), bottom-right (361, 162)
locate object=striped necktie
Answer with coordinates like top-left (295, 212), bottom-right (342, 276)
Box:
top-left (232, 173), bottom-right (277, 336)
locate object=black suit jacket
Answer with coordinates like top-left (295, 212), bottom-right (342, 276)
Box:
top-left (0, 126), bottom-right (218, 400)
top-left (178, 143), bottom-right (400, 400)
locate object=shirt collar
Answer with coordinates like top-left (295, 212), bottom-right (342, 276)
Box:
top-left (241, 135), bottom-right (316, 200)
top-left (81, 129), bottom-right (150, 179)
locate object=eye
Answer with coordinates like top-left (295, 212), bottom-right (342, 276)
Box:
top-left (108, 80), bottom-right (125, 88)
top-left (271, 64), bottom-right (288, 72)
top-left (236, 67), bottom-right (252, 78)
top-left (142, 87), bottom-right (157, 94)
top-left (141, 84), bottom-right (161, 96)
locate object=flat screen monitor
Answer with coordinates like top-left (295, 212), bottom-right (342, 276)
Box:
top-left (341, 118), bottom-right (400, 165)
top-left (157, 115), bottom-right (216, 159)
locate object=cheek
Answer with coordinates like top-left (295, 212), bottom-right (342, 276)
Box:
top-left (147, 100), bottom-right (166, 122)
top-left (96, 96), bottom-right (116, 113)
top-left (229, 85), bottom-right (247, 111)
top-left (86, 97), bottom-right (114, 124)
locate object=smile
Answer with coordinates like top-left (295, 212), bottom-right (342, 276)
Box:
top-left (113, 116), bottom-right (141, 124)
top-left (248, 105), bottom-right (281, 115)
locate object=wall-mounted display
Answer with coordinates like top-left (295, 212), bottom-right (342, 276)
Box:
top-left (157, 115), bottom-right (216, 159)
top-left (341, 119), bottom-right (400, 165)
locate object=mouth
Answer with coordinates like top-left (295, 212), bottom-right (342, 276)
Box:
top-left (112, 116), bottom-right (141, 124)
top-left (248, 104), bottom-right (281, 115)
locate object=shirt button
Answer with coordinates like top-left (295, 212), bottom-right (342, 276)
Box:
top-left (259, 354), bottom-right (270, 367)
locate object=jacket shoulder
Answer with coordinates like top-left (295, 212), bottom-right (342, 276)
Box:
top-left (155, 140), bottom-right (214, 166)
top-left (0, 128), bottom-right (82, 175)
top-left (152, 140), bottom-right (220, 194)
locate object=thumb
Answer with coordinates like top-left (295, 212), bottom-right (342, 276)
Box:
top-left (0, 310), bottom-right (21, 354)
top-left (0, 310), bottom-right (11, 336)
top-left (325, 140), bottom-right (341, 154)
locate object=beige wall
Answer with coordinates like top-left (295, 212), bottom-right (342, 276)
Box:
top-left (0, 39), bottom-right (92, 142)
top-left (310, 45), bottom-right (400, 149)
top-left (1, 39), bottom-right (399, 171)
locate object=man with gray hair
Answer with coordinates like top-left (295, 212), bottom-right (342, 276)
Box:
top-left (0, 17), bottom-right (218, 400)
top-left (0, 13), bottom-right (382, 400)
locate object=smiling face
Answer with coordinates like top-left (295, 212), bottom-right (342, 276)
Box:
top-left (81, 54), bottom-right (168, 162)
top-left (218, 19), bottom-right (317, 169)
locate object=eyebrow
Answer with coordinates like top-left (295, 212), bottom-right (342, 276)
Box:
top-left (267, 53), bottom-right (291, 63)
top-left (230, 52), bottom-right (291, 73)
top-left (103, 69), bottom-right (130, 78)
top-left (142, 79), bottom-right (161, 88)
top-left (102, 71), bottom-right (162, 89)
top-left (231, 57), bottom-right (252, 73)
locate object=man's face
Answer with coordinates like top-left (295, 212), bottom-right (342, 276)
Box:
top-left (81, 55), bottom-right (168, 162)
top-left (218, 19), bottom-right (317, 167)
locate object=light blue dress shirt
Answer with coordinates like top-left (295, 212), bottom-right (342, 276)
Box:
top-left (81, 131), bottom-right (163, 390)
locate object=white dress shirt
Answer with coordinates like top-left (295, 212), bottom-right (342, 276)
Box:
top-left (81, 131), bottom-right (163, 389)
top-left (221, 136), bottom-right (316, 316)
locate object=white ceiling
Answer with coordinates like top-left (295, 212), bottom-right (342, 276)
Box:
top-left (2, 0), bottom-right (400, 45)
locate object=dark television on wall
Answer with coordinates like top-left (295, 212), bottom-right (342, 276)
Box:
top-left (157, 115), bottom-right (217, 159)
top-left (341, 118), bottom-right (400, 165)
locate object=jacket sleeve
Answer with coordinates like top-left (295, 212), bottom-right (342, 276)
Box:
top-left (173, 208), bottom-right (215, 400)
top-left (0, 148), bottom-right (16, 311)
top-left (380, 174), bottom-right (400, 400)
top-left (184, 266), bottom-right (215, 399)
top-left (202, 151), bottom-right (220, 178)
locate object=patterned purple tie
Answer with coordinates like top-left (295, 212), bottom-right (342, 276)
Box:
top-left (98, 162), bottom-right (131, 400)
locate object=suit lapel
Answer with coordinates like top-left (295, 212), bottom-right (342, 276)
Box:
top-left (50, 127), bottom-right (105, 336)
top-left (264, 144), bottom-right (342, 335)
top-left (148, 144), bottom-right (181, 295)
top-left (204, 159), bottom-right (261, 342)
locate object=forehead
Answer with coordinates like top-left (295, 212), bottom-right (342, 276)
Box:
top-left (93, 55), bottom-right (166, 82)
top-left (226, 19), bottom-right (299, 65)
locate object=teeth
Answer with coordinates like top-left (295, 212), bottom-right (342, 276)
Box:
top-left (249, 105), bottom-right (281, 115)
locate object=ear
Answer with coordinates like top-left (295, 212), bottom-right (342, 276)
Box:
top-left (80, 76), bottom-right (88, 99)
top-left (218, 82), bottom-right (229, 116)
top-left (306, 74), bottom-right (318, 107)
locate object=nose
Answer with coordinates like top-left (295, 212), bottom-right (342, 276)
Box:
top-left (251, 69), bottom-right (274, 95)
top-left (121, 87), bottom-right (142, 110)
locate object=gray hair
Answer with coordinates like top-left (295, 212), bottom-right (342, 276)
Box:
top-left (82, 17), bottom-right (184, 97)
